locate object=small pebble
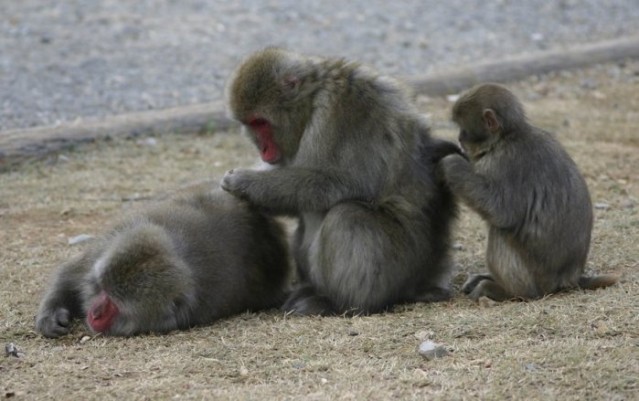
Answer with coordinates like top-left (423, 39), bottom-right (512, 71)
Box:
top-left (5, 343), bottom-right (21, 358)
top-left (418, 340), bottom-right (450, 360)
top-left (524, 362), bottom-right (541, 372)
top-left (594, 202), bottom-right (610, 210)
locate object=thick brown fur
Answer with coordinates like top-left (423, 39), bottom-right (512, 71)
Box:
top-left (439, 83), bottom-right (618, 301)
top-left (35, 189), bottom-right (291, 337)
top-left (222, 48), bottom-right (459, 315)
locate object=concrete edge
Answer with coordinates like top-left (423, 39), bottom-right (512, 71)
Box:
top-left (2, 35), bottom-right (639, 171)
top-left (407, 35), bottom-right (639, 95)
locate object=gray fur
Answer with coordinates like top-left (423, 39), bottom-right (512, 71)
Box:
top-left (35, 190), bottom-right (290, 337)
top-left (441, 83), bottom-right (616, 301)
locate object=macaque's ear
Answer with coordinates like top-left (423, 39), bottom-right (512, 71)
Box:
top-left (482, 109), bottom-right (501, 133)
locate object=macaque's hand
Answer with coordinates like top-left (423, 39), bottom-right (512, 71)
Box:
top-left (221, 169), bottom-right (259, 199)
top-left (438, 154), bottom-right (471, 183)
top-left (36, 307), bottom-right (72, 338)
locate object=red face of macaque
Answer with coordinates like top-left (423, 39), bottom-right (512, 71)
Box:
top-left (247, 117), bottom-right (281, 164)
top-left (86, 290), bottom-right (119, 333)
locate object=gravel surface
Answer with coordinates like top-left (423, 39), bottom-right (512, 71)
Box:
top-left (1, 0), bottom-right (639, 131)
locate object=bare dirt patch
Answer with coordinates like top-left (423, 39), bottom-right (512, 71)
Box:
top-left (1, 62), bottom-right (638, 400)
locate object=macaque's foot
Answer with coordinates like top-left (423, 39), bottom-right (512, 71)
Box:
top-left (282, 286), bottom-right (335, 316)
top-left (415, 287), bottom-right (453, 303)
top-left (462, 273), bottom-right (494, 295)
top-left (467, 279), bottom-right (512, 302)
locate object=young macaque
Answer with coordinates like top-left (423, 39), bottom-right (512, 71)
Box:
top-left (36, 190), bottom-right (290, 337)
top-left (221, 48), bottom-right (460, 315)
top-left (439, 83), bottom-right (617, 301)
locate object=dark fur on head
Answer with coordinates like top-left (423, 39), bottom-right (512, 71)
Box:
top-left (452, 83), bottom-right (527, 134)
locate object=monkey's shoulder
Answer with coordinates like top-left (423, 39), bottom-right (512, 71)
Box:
top-left (323, 64), bottom-right (412, 114)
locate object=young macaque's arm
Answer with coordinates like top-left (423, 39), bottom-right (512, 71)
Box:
top-left (439, 154), bottom-right (516, 228)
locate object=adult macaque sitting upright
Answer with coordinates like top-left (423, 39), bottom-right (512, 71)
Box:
top-left (222, 48), bottom-right (461, 315)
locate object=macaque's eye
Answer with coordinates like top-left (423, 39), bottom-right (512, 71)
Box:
top-left (459, 130), bottom-right (468, 141)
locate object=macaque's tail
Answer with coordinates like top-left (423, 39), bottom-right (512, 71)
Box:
top-left (578, 274), bottom-right (619, 290)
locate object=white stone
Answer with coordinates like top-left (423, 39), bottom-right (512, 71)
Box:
top-left (418, 340), bottom-right (450, 360)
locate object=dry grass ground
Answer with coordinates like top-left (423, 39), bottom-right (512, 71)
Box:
top-left (1, 62), bottom-right (638, 400)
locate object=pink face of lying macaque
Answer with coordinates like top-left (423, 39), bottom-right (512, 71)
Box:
top-left (80, 229), bottom-right (195, 336)
top-left (85, 290), bottom-right (119, 333)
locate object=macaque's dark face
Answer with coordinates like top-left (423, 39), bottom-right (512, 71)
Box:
top-left (456, 124), bottom-right (491, 161)
top-left (82, 273), bottom-right (134, 335)
top-left (457, 128), bottom-right (471, 152)
top-left (245, 116), bottom-right (281, 164)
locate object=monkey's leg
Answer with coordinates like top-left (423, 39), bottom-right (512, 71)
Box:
top-left (282, 216), bottom-right (337, 316)
top-left (462, 273), bottom-right (495, 294)
top-left (485, 230), bottom-right (550, 300)
top-left (307, 202), bottom-right (426, 314)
